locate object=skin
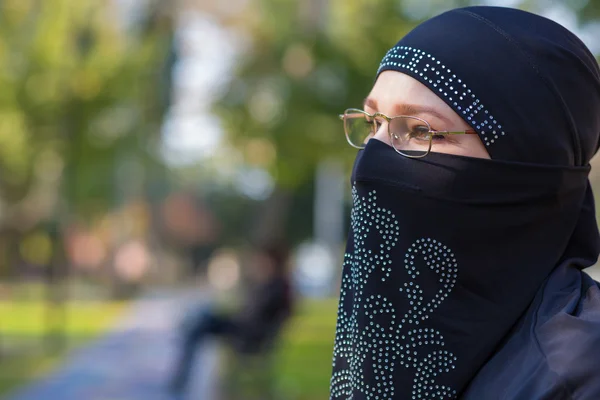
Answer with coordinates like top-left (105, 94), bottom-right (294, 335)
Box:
top-left (364, 71), bottom-right (491, 159)
top-left (247, 250), bottom-right (276, 284)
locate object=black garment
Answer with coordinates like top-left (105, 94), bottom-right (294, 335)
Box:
top-left (330, 6), bottom-right (600, 400)
top-left (463, 264), bottom-right (600, 399)
top-left (331, 140), bottom-right (592, 399)
top-left (376, 6), bottom-right (600, 167)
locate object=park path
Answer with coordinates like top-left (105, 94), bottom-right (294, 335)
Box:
top-left (6, 289), bottom-right (220, 400)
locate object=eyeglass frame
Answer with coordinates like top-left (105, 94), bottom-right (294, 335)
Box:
top-left (338, 108), bottom-right (478, 158)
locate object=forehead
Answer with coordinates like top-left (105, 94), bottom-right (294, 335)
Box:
top-left (368, 71), bottom-right (451, 111)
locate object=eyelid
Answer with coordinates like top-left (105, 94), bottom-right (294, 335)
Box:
top-left (364, 107), bottom-right (456, 133)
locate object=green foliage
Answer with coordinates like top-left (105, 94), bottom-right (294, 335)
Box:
top-left (0, 0), bottom-right (173, 225)
top-left (214, 0), bottom-right (420, 190)
top-left (571, 0), bottom-right (600, 23)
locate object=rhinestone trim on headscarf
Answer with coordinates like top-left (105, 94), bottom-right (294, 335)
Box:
top-left (378, 45), bottom-right (505, 147)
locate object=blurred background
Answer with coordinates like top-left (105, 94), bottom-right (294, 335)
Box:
top-left (2, 0), bottom-right (600, 399)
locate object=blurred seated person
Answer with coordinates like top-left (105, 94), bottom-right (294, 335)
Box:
top-left (168, 243), bottom-right (294, 394)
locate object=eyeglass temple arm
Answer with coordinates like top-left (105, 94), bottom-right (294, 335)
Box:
top-left (432, 129), bottom-right (478, 135)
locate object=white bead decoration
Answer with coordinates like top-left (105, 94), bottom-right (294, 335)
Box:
top-left (377, 45), bottom-right (505, 147)
top-left (330, 188), bottom-right (459, 400)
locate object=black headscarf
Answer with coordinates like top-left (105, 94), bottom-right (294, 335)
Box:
top-left (330, 6), bottom-right (600, 399)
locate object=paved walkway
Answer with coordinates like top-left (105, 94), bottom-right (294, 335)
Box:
top-left (6, 290), bottom-right (220, 400)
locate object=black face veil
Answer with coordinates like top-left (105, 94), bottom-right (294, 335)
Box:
top-left (330, 6), bottom-right (600, 399)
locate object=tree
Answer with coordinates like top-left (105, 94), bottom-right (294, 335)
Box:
top-left (211, 0), bottom-right (445, 243)
top-left (0, 0), bottom-right (176, 350)
top-left (0, 0), bottom-right (175, 272)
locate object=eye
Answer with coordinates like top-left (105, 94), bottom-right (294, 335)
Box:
top-left (366, 115), bottom-right (385, 132)
top-left (407, 125), bottom-right (432, 141)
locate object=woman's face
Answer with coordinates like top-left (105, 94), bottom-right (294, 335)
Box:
top-left (365, 71), bottom-right (491, 159)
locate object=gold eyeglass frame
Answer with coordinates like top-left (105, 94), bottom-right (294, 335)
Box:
top-left (339, 108), bottom-right (478, 158)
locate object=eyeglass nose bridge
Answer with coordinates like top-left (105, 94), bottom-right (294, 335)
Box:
top-left (371, 111), bottom-right (391, 122)
top-left (369, 113), bottom-right (395, 143)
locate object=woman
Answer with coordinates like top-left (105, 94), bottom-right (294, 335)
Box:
top-left (331, 6), bottom-right (600, 400)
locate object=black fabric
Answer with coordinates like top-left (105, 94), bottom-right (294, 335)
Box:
top-left (376, 6), bottom-right (600, 167)
top-left (330, 6), bottom-right (600, 400)
top-left (235, 276), bottom-right (294, 353)
top-left (462, 264), bottom-right (600, 399)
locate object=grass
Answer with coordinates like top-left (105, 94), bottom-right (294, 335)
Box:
top-left (272, 298), bottom-right (339, 400)
top-left (0, 301), bottom-right (125, 335)
top-left (0, 344), bottom-right (77, 397)
top-left (0, 299), bottom-right (126, 396)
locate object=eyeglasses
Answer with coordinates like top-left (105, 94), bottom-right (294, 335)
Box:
top-left (339, 108), bottom-right (477, 158)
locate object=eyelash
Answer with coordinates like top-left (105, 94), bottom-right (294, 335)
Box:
top-left (366, 114), bottom-right (459, 146)
top-left (374, 121), bottom-right (448, 141)
top-left (431, 132), bottom-right (447, 142)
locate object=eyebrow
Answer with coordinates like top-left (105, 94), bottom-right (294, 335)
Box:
top-left (363, 97), bottom-right (453, 125)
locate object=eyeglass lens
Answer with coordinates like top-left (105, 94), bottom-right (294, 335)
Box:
top-left (343, 110), bottom-right (432, 157)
